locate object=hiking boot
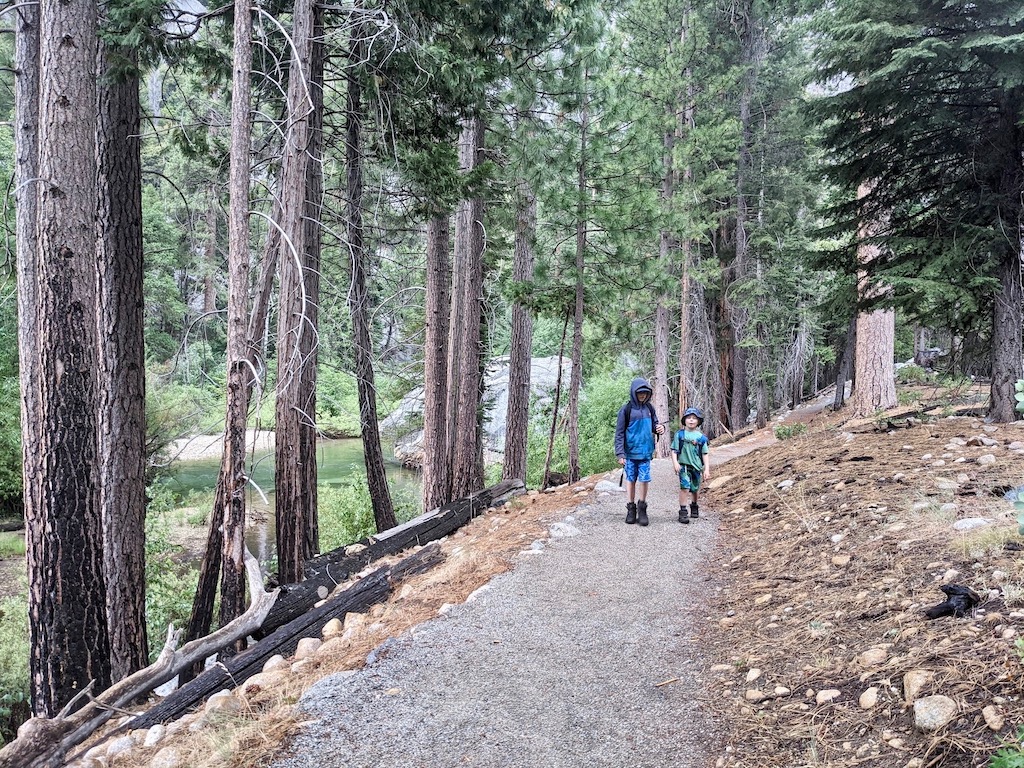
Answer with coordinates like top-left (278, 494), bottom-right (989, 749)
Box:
top-left (637, 501), bottom-right (649, 526)
top-left (678, 506), bottom-right (690, 524)
top-left (690, 504), bottom-right (700, 519)
top-left (625, 502), bottom-right (637, 525)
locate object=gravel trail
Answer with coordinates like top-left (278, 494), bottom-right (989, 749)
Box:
top-left (273, 458), bottom-right (721, 768)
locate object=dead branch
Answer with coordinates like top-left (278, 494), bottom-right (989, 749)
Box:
top-left (0, 547), bottom-right (277, 768)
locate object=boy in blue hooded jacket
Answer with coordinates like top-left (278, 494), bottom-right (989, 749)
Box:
top-left (614, 378), bottom-right (665, 526)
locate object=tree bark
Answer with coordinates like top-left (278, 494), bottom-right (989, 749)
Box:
top-left (422, 215), bottom-right (452, 510)
top-left (567, 82), bottom-right (588, 484)
top-left (346, 13), bottom-right (396, 533)
top-left (852, 182), bottom-right (896, 417)
top-left (502, 180), bottom-right (535, 483)
top-left (833, 315), bottom-right (856, 411)
top-left (28, 0), bottom-right (110, 716)
top-left (96, 44), bottom-right (149, 680)
top-left (449, 117), bottom-right (486, 499)
top-left (275, 0), bottom-right (322, 583)
top-left (654, 112), bottom-right (674, 457)
top-left (990, 238), bottom-right (1023, 422)
top-left (218, 0), bottom-right (255, 638)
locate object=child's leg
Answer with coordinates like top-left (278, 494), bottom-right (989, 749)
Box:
top-left (636, 482), bottom-right (649, 525)
top-left (678, 468), bottom-right (690, 524)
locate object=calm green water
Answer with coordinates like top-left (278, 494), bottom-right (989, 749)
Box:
top-left (165, 438), bottom-right (421, 565)
top-left (166, 438), bottom-right (421, 503)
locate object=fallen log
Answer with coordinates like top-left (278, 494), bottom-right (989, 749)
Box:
top-left (255, 478), bottom-right (523, 638)
top-left (126, 541), bottom-right (445, 730)
top-left (0, 548), bottom-right (276, 768)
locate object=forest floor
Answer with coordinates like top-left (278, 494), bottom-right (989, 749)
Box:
top-left (33, 382), bottom-right (1024, 767)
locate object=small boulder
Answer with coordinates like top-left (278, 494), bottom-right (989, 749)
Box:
top-left (322, 618), bottom-right (344, 638)
top-left (914, 695), bottom-right (957, 731)
top-left (983, 704), bottom-right (1005, 731)
top-left (149, 746), bottom-right (182, 768)
top-left (859, 687), bottom-right (879, 709)
top-left (903, 670), bottom-right (933, 702)
top-left (816, 689), bottom-right (841, 705)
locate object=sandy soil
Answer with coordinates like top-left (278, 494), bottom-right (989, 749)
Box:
top-left (165, 429), bottom-right (277, 464)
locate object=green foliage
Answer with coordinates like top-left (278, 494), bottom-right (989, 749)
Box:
top-left (991, 727), bottom-right (1024, 768)
top-left (895, 365), bottom-right (935, 385)
top-left (0, 534), bottom-right (24, 560)
top-left (773, 423), bottom-right (808, 441)
top-left (318, 475), bottom-right (420, 552)
top-left (0, 591), bottom-right (29, 746)
top-left (146, 370), bottom-right (223, 471)
top-left (525, 371), bottom-right (634, 487)
top-left (1015, 380), bottom-right (1024, 415)
top-left (144, 484), bottom-right (198, 656)
top-left (317, 367), bottom-right (365, 438)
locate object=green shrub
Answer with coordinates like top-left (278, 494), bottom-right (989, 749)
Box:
top-left (318, 475), bottom-right (420, 553)
top-left (773, 423), bottom-right (808, 440)
top-left (317, 367), bottom-right (364, 438)
top-left (895, 364), bottom-right (934, 385)
top-left (0, 592), bottom-right (29, 746)
top-left (0, 533), bottom-right (25, 560)
top-left (991, 728), bottom-right (1024, 768)
top-left (524, 371), bottom-right (635, 488)
top-left (145, 484), bottom-right (198, 657)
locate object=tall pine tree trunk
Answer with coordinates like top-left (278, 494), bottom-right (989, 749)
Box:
top-left (185, 0), bottom-right (254, 660)
top-left (96, 44), bottom-right (148, 680)
top-left (422, 215), bottom-right (453, 510)
top-left (449, 118), bottom-right (486, 499)
top-left (567, 85), bottom-right (588, 484)
top-left (991, 237), bottom-right (1024, 422)
top-left (346, 16), bottom-right (396, 532)
top-left (543, 316), bottom-right (569, 488)
top-left (502, 180), bottom-right (535, 483)
top-left (275, 0), bottom-right (322, 582)
top-left (27, 0), bottom-right (110, 715)
top-left (852, 182), bottom-right (896, 417)
top-left (653, 112), bottom-right (674, 458)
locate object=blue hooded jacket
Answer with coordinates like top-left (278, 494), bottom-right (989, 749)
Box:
top-left (614, 378), bottom-right (660, 461)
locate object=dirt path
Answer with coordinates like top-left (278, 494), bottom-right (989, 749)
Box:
top-left (271, 458), bottom-right (723, 768)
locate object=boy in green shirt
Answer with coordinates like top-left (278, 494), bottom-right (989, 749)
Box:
top-left (670, 406), bottom-right (710, 524)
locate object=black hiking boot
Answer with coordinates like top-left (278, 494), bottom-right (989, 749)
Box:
top-left (625, 502), bottom-right (637, 525)
top-left (637, 501), bottom-right (649, 527)
top-left (690, 504), bottom-right (700, 520)
top-left (678, 506), bottom-right (690, 524)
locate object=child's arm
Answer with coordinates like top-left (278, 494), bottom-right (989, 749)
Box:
top-left (701, 443), bottom-right (710, 479)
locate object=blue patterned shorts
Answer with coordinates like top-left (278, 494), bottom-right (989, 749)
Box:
top-left (623, 458), bottom-right (652, 483)
top-left (678, 465), bottom-right (702, 491)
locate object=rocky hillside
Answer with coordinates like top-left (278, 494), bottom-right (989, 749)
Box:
top-left (701, 411), bottom-right (1024, 768)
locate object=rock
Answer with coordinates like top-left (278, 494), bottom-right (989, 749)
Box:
top-left (316, 636), bottom-right (348, 656)
top-left (295, 637), bottom-right (322, 659)
top-left (938, 503), bottom-right (958, 515)
top-left (149, 746), bottom-right (182, 768)
top-left (719, 617), bottom-right (736, 629)
top-left (816, 689), bottom-right (841, 705)
top-left (322, 618), bottom-right (344, 638)
top-left (263, 654), bottom-right (289, 673)
top-left (774, 686), bottom-right (791, 696)
top-left (859, 687), bottom-right (879, 709)
top-left (548, 522), bottom-right (581, 538)
top-left (384, 356), bottom-right (573, 467)
top-left (831, 554), bottom-right (851, 567)
top-left (106, 735), bottom-right (136, 758)
top-left (977, 454), bottom-right (996, 465)
top-left (706, 475), bottom-right (733, 490)
top-left (205, 689), bottom-right (241, 714)
top-left (778, 479), bottom-right (795, 489)
top-left (856, 648), bottom-right (887, 668)
top-left (143, 724), bottom-right (165, 748)
top-left (594, 479), bottom-right (623, 493)
top-left (745, 668), bottom-right (762, 683)
top-left (952, 517), bottom-right (992, 531)
top-left (238, 670), bottom-right (288, 699)
top-left (940, 569), bottom-right (959, 583)
top-left (983, 704), bottom-right (1005, 731)
top-left (744, 689), bottom-right (766, 702)
top-left (755, 593), bottom-right (773, 605)
top-left (903, 670), bottom-right (933, 702)
top-left (1008, 441), bottom-right (1024, 451)
top-left (914, 695), bottom-right (957, 731)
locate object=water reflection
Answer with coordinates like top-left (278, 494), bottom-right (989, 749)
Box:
top-left (165, 438), bottom-right (421, 565)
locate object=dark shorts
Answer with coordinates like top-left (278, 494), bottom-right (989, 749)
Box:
top-left (678, 465), bottom-right (702, 492)
top-left (623, 458), bottom-right (652, 483)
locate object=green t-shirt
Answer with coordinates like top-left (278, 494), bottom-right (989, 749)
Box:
top-left (671, 429), bottom-right (708, 470)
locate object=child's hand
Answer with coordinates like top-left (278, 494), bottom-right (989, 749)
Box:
top-left (618, 457), bottom-right (625, 466)
top-left (654, 422), bottom-right (665, 436)
top-left (672, 462), bottom-right (680, 473)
